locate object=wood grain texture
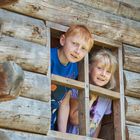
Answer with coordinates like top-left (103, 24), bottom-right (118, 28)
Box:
top-left (0, 129), bottom-right (63, 140)
top-left (48, 130), bottom-right (103, 140)
top-left (21, 71), bottom-right (50, 102)
top-left (0, 97), bottom-right (50, 134)
top-left (0, 9), bottom-right (47, 45)
top-left (124, 70), bottom-right (140, 98)
top-left (123, 44), bottom-right (140, 73)
top-left (125, 96), bottom-right (140, 123)
top-left (2, 0), bottom-right (140, 47)
top-left (127, 124), bottom-right (140, 140)
top-left (0, 36), bottom-right (49, 74)
top-left (73, 0), bottom-right (140, 21)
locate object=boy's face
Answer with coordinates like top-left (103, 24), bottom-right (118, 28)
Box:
top-left (60, 34), bottom-right (90, 63)
top-left (89, 60), bottom-right (112, 87)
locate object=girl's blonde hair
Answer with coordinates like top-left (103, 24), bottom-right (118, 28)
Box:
top-left (64, 25), bottom-right (94, 51)
top-left (90, 49), bottom-right (118, 90)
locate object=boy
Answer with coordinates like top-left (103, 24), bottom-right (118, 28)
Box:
top-left (51, 24), bottom-right (94, 132)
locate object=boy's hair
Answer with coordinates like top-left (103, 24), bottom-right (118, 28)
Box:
top-left (64, 25), bottom-right (94, 51)
top-left (90, 49), bottom-right (118, 90)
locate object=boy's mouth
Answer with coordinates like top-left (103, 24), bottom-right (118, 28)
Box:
top-left (71, 54), bottom-right (78, 59)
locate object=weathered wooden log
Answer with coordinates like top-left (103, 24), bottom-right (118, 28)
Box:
top-left (127, 124), bottom-right (140, 140)
top-left (0, 129), bottom-right (48, 140)
top-left (124, 44), bottom-right (140, 73)
top-left (0, 61), bottom-right (24, 102)
top-left (0, 97), bottom-right (50, 134)
top-left (124, 70), bottom-right (140, 98)
top-left (0, 9), bottom-right (47, 45)
top-left (125, 96), bottom-right (140, 123)
top-left (2, 0), bottom-right (140, 47)
top-left (0, 0), bottom-right (18, 7)
top-left (0, 36), bottom-right (49, 74)
top-left (21, 71), bottom-right (50, 102)
top-left (73, 0), bottom-right (140, 21)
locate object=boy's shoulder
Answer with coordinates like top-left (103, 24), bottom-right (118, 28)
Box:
top-left (51, 47), bottom-right (57, 51)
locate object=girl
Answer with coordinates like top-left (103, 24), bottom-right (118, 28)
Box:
top-left (67, 49), bottom-right (117, 137)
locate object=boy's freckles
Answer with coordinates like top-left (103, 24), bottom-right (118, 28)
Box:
top-left (61, 35), bottom-right (89, 63)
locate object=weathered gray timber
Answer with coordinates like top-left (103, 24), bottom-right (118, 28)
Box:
top-left (0, 129), bottom-right (62, 140)
top-left (0, 61), bottom-right (24, 101)
top-left (3, 0), bottom-right (140, 47)
top-left (0, 9), bottom-right (47, 45)
top-left (117, 0), bottom-right (140, 8)
top-left (0, 97), bottom-right (50, 134)
top-left (21, 71), bottom-right (50, 102)
top-left (124, 44), bottom-right (140, 73)
top-left (0, 36), bottom-right (49, 74)
top-left (126, 96), bottom-right (140, 123)
top-left (127, 124), bottom-right (140, 140)
top-left (73, 0), bottom-right (140, 21)
top-left (124, 70), bottom-right (140, 98)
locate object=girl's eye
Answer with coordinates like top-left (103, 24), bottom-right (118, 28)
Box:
top-left (107, 71), bottom-right (111, 74)
top-left (97, 66), bottom-right (102, 70)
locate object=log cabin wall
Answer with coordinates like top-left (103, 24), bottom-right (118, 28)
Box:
top-left (0, 0), bottom-right (140, 139)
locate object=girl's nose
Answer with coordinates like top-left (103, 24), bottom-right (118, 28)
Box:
top-left (101, 70), bottom-right (106, 76)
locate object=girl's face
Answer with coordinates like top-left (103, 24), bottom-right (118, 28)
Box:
top-left (89, 59), bottom-right (112, 87)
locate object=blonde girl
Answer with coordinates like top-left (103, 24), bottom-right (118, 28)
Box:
top-left (68, 49), bottom-right (117, 137)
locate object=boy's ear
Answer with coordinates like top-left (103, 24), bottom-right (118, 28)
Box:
top-left (60, 34), bottom-right (66, 46)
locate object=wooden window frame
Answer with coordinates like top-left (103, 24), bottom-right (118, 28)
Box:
top-left (46, 21), bottom-right (126, 140)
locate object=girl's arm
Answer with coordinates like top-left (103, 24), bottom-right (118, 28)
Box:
top-left (57, 90), bottom-right (71, 132)
top-left (69, 98), bottom-right (79, 125)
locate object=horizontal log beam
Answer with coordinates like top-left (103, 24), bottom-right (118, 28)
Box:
top-left (0, 9), bottom-right (47, 46)
top-left (3, 0), bottom-right (140, 47)
top-left (73, 0), bottom-right (140, 21)
top-left (48, 130), bottom-right (103, 140)
top-left (124, 70), bottom-right (140, 98)
top-left (0, 97), bottom-right (50, 134)
top-left (46, 21), bottom-right (122, 48)
top-left (125, 96), bottom-right (140, 123)
top-left (21, 71), bottom-right (50, 102)
top-left (123, 44), bottom-right (140, 73)
top-left (0, 129), bottom-right (48, 140)
top-left (126, 124), bottom-right (140, 140)
top-left (0, 36), bottom-right (49, 74)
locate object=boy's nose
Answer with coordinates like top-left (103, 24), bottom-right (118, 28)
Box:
top-left (75, 46), bottom-right (80, 54)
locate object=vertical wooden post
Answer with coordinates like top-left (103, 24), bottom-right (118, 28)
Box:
top-left (46, 26), bottom-right (51, 131)
top-left (113, 46), bottom-right (126, 140)
top-left (78, 54), bottom-right (90, 136)
top-left (119, 46), bottom-right (126, 140)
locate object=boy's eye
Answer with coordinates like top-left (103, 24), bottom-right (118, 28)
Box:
top-left (72, 42), bottom-right (78, 46)
top-left (82, 46), bottom-right (88, 52)
top-left (82, 47), bottom-right (86, 50)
